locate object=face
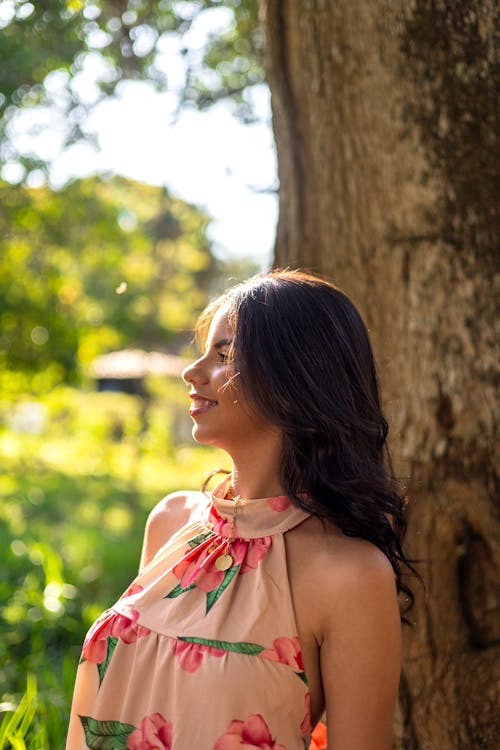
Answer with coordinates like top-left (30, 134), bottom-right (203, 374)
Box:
top-left (182, 305), bottom-right (275, 451)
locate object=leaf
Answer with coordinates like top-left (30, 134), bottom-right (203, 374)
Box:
top-left (188, 531), bottom-right (214, 548)
top-left (79, 715), bottom-right (136, 750)
top-left (205, 564), bottom-right (240, 614)
top-left (97, 637), bottom-right (118, 686)
top-left (165, 581), bottom-right (196, 599)
top-left (296, 670), bottom-right (308, 685)
top-left (177, 635), bottom-right (265, 655)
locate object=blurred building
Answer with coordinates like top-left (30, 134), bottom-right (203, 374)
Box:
top-left (90, 349), bottom-right (193, 443)
top-left (90, 349), bottom-right (189, 396)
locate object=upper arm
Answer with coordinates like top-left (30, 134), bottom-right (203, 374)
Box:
top-left (319, 545), bottom-right (402, 750)
top-left (139, 491), bottom-right (196, 571)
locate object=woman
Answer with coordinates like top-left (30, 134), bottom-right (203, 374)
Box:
top-left (67, 270), bottom-right (415, 750)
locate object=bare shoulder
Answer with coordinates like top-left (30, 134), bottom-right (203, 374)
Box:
top-left (139, 490), bottom-right (206, 571)
top-left (147, 489), bottom-right (205, 526)
top-left (290, 513), bottom-right (395, 575)
top-left (287, 515), bottom-right (399, 636)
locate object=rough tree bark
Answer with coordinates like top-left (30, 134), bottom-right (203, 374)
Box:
top-left (260, 1), bottom-right (499, 748)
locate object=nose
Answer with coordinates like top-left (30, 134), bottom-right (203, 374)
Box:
top-left (182, 356), bottom-right (209, 386)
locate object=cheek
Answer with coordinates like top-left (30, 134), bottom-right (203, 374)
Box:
top-left (213, 373), bottom-right (265, 425)
top-left (215, 380), bottom-right (244, 412)
top-left (213, 370), bottom-right (239, 399)
top-left (232, 395), bottom-right (269, 429)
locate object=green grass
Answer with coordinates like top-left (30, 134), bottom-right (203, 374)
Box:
top-left (0, 382), bottom-right (225, 748)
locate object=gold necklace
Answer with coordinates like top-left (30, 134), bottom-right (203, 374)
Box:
top-left (214, 486), bottom-right (241, 571)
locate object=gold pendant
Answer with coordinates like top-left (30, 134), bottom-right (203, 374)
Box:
top-left (215, 553), bottom-right (233, 571)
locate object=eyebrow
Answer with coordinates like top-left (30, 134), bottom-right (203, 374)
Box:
top-left (213, 338), bottom-right (232, 349)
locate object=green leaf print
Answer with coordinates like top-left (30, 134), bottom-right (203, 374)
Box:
top-left (97, 637), bottom-right (118, 686)
top-left (296, 670), bottom-right (308, 684)
top-left (187, 531), bottom-right (214, 548)
top-left (165, 581), bottom-right (196, 598)
top-left (178, 635), bottom-right (265, 655)
top-left (205, 564), bottom-right (240, 614)
top-left (79, 715), bottom-right (135, 749)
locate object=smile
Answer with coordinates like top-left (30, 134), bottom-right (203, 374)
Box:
top-left (189, 397), bottom-right (218, 417)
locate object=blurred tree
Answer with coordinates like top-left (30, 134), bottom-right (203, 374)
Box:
top-left (261, 1), bottom-right (498, 748)
top-left (0, 175), bottom-right (220, 381)
top-left (0, 0), bottom-right (262, 175)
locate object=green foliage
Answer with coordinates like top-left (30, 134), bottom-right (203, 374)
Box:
top-left (0, 383), bottom-right (227, 747)
top-left (0, 0), bottom-right (263, 172)
top-left (0, 175), bottom-right (220, 381)
top-left (185, 0), bottom-right (263, 118)
top-left (0, 0), bottom-right (262, 102)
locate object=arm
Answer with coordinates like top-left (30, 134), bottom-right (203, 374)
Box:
top-left (139, 491), bottom-right (200, 571)
top-left (319, 544), bottom-right (402, 750)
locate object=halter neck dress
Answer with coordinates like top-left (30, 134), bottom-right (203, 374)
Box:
top-left (67, 476), bottom-right (313, 750)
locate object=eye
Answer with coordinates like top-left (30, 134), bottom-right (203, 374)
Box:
top-left (217, 351), bottom-right (228, 362)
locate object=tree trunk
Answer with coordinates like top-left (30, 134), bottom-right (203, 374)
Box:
top-left (260, 1), bottom-right (499, 748)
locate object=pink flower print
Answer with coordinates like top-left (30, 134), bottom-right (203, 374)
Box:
top-left (173, 539), bottom-right (227, 593)
top-left (173, 536), bottom-right (272, 592)
top-left (126, 713), bottom-right (172, 750)
top-left (215, 714), bottom-right (286, 750)
top-left (109, 607), bottom-right (151, 644)
top-left (259, 636), bottom-right (304, 672)
top-left (267, 495), bottom-right (291, 512)
top-left (301, 692), bottom-right (312, 737)
top-left (237, 537), bottom-right (272, 574)
top-left (120, 582), bottom-right (144, 600)
top-left (81, 610), bottom-right (116, 663)
top-left (209, 504), bottom-right (239, 537)
top-left (172, 639), bottom-right (225, 672)
top-left (81, 607), bottom-right (150, 663)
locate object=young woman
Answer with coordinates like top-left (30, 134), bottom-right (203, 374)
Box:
top-left (67, 270), bottom-right (415, 750)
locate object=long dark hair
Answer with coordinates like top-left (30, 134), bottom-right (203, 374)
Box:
top-left (196, 269), bottom-right (419, 620)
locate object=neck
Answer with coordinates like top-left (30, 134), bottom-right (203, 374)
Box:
top-left (225, 432), bottom-right (284, 500)
top-left (229, 466), bottom-right (283, 500)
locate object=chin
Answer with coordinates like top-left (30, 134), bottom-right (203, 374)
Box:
top-left (191, 424), bottom-right (218, 446)
top-left (191, 424), bottom-right (237, 452)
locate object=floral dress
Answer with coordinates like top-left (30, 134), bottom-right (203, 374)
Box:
top-left (67, 475), bottom-right (315, 750)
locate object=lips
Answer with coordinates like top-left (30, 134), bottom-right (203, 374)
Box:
top-left (189, 395), bottom-right (218, 417)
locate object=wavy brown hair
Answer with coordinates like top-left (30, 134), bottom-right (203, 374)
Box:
top-left (196, 269), bottom-right (419, 620)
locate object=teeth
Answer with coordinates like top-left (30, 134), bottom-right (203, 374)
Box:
top-left (193, 398), bottom-right (217, 407)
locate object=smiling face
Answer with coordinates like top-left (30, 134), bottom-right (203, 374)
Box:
top-left (182, 304), bottom-right (276, 452)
